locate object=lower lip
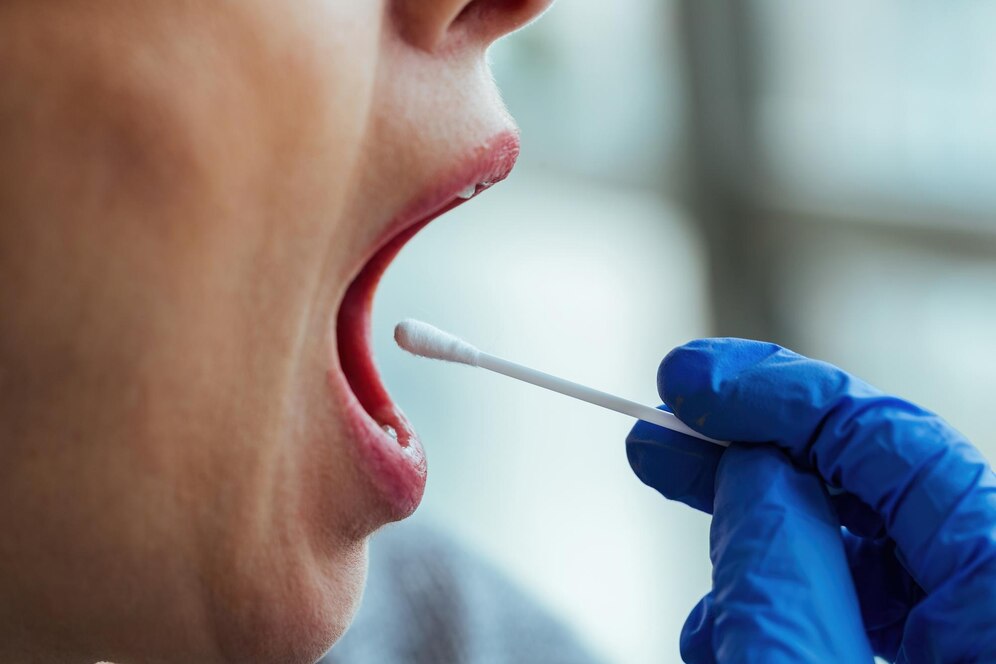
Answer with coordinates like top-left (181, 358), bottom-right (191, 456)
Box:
top-left (330, 132), bottom-right (520, 521)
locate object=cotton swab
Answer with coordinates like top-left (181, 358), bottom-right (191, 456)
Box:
top-left (394, 319), bottom-right (729, 447)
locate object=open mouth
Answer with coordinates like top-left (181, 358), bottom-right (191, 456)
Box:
top-left (331, 132), bottom-right (520, 518)
top-left (334, 202), bottom-right (463, 449)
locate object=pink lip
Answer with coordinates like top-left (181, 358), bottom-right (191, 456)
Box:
top-left (330, 131), bottom-right (520, 522)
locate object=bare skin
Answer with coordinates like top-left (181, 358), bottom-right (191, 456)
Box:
top-left (0, 1), bottom-right (551, 662)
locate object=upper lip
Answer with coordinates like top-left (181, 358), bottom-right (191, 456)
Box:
top-left (329, 130), bottom-right (521, 522)
top-left (349, 132), bottom-right (522, 281)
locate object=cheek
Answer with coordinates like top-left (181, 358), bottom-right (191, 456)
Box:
top-left (219, 0), bottom-right (389, 290)
top-left (260, 1), bottom-right (383, 190)
top-left (218, 3), bottom-right (391, 655)
top-left (201, 0), bottom-right (387, 652)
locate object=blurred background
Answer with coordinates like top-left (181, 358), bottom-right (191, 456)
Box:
top-left (371, 2), bottom-right (996, 662)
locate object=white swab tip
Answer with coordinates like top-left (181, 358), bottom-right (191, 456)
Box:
top-left (394, 319), bottom-right (481, 366)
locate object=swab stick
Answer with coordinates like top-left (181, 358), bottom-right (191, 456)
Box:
top-left (394, 318), bottom-right (729, 447)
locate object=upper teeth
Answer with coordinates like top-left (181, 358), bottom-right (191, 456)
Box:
top-left (457, 184), bottom-right (478, 200)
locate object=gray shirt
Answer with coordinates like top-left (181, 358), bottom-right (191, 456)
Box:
top-left (323, 519), bottom-right (603, 664)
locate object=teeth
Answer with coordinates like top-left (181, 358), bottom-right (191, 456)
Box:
top-left (457, 184), bottom-right (477, 200)
top-left (381, 424), bottom-right (398, 440)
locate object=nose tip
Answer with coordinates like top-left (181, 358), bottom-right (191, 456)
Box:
top-left (394, 0), bottom-right (554, 53)
top-left (460, 0), bottom-right (554, 45)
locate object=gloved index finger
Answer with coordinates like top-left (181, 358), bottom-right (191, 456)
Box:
top-left (658, 338), bottom-right (996, 596)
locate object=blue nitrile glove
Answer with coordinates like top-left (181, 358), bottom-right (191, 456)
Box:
top-left (626, 339), bottom-right (996, 664)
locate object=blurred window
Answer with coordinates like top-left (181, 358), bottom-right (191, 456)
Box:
top-left (751, 1), bottom-right (996, 229)
top-left (682, 1), bottom-right (996, 448)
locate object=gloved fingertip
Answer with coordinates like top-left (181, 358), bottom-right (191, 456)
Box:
top-left (680, 594), bottom-right (717, 664)
top-left (657, 341), bottom-right (717, 415)
top-left (626, 413), bottom-right (723, 514)
top-left (657, 339), bottom-right (786, 435)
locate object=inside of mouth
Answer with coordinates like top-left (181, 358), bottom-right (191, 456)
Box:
top-left (336, 225), bottom-right (422, 447)
top-left (336, 186), bottom-right (474, 445)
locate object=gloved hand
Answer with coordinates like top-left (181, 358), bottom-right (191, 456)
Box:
top-left (626, 339), bottom-right (996, 663)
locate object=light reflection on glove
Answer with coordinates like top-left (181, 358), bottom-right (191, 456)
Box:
top-left (626, 339), bottom-right (996, 663)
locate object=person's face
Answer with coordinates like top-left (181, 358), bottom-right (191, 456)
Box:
top-left (0, 1), bottom-right (550, 661)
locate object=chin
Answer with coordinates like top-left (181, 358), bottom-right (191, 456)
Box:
top-left (207, 538), bottom-right (368, 664)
